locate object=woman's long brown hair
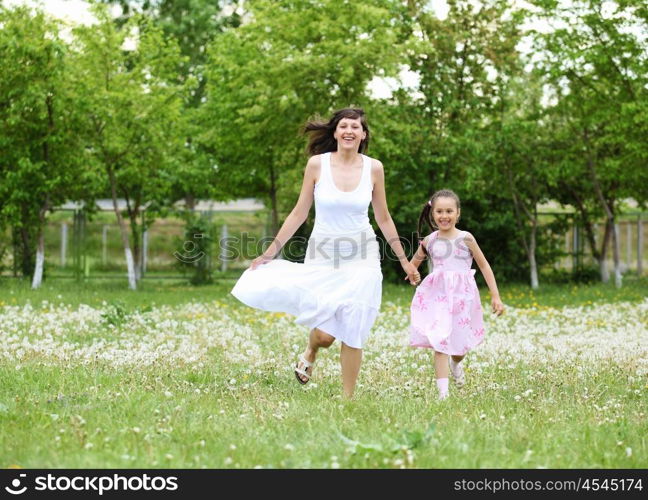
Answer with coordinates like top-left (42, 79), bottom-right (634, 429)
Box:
top-left (303, 108), bottom-right (370, 157)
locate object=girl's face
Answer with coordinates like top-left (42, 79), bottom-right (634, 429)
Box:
top-left (432, 197), bottom-right (460, 231)
top-left (334, 117), bottom-right (365, 152)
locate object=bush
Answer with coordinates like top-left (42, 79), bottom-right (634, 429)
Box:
top-left (174, 213), bottom-right (214, 285)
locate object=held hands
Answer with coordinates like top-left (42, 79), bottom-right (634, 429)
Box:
top-left (402, 262), bottom-right (421, 286)
top-left (491, 296), bottom-right (505, 316)
top-left (249, 254), bottom-right (273, 270)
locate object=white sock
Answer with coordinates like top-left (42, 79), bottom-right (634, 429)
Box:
top-left (436, 377), bottom-right (449, 397)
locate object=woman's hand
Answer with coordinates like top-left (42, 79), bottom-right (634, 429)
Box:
top-left (491, 296), bottom-right (504, 316)
top-left (402, 261), bottom-right (421, 286)
top-left (249, 254), bottom-right (273, 270)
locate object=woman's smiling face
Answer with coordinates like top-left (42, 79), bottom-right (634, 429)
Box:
top-left (334, 117), bottom-right (365, 151)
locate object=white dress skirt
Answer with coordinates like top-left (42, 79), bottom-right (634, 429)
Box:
top-left (231, 152), bottom-right (382, 349)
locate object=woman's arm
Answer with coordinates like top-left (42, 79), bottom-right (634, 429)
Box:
top-left (463, 232), bottom-right (504, 315)
top-left (250, 156), bottom-right (319, 269)
top-left (371, 159), bottom-right (420, 285)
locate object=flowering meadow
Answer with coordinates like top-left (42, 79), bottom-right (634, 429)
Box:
top-left (0, 280), bottom-right (646, 468)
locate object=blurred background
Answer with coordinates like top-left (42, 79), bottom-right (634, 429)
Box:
top-left (1, 0), bottom-right (646, 289)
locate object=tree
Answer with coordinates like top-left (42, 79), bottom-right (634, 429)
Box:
top-left (202, 0), bottom-right (405, 235)
top-left (481, 75), bottom-right (557, 289)
top-left (371, 0), bottom-right (526, 280)
top-left (99, 0), bottom-right (242, 208)
top-left (0, 5), bottom-right (89, 288)
top-left (532, 0), bottom-right (648, 287)
top-left (72, 5), bottom-right (193, 289)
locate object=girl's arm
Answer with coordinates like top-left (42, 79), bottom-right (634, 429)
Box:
top-left (370, 159), bottom-right (420, 285)
top-left (409, 237), bottom-right (429, 270)
top-left (463, 232), bottom-right (504, 315)
top-left (250, 156), bottom-right (319, 269)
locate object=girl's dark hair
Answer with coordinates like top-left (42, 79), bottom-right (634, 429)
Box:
top-left (416, 189), bottom-right (462, 242)
top-left (303, 108), bottom-right (370, 156)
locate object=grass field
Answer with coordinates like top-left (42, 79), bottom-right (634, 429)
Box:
top-left (0, 277), bottom-right (646, 468)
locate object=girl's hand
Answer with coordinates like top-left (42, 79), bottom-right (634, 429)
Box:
top-left (402, 261), bottom-right (421, 286)
top-left (491, 296), bottom-right (504, 316)
top-left (249, 254), bottom-right (273, 270)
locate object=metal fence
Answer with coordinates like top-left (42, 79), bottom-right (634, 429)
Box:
top-left (1, 209), bottom-right (645, 280)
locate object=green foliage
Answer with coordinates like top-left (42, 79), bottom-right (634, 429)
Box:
top-left (0, 5), bottom-right (90, 278)
top-left (100, 300), bottom-right (129, 326)
top-left (202, 0), bottom-right (407, 232)
top-left (175, 213), bottom-right (215, 285)
top-left (70, 5), bottom-right (197, 286)
top-left (532, 0), bottom-right (648, 215)
top-left (1, 0), bottom-right (646, 287)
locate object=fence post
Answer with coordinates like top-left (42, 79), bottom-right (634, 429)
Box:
top-left (626, 221), bottom-right (632, 269)
top-left (80, 211), bottom-right (86, 281)
top-left (142, 229), bottom-right (148, 275)
top-left (572, 222), bottom-right (579, 272)
top-left (220, 224), bottom-right (228, 272)
top-left (73, 211), bottom-right (79, 281)
top-left (12, 229), bottom-right (18, 277)
top-left (102, 225), bottom-right (108, 266)
top-left (61, 223), bottom-right (68, 267)
top-left (639, 215), bottom-right (644, 277)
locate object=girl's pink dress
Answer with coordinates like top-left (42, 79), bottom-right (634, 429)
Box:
top-left (410, 230), bottom-right (485, 355)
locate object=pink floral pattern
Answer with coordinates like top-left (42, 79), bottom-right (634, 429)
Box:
top-left (412, 292), bottom-right (428, 311)
top-left (409, 230), bottom-right (485, 355)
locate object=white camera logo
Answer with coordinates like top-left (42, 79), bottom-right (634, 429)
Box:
top-left (5, 474), bottom-right (28, 495)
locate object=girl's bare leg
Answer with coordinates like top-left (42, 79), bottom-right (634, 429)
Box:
top-left (434, 351), bottom-right (449, 379)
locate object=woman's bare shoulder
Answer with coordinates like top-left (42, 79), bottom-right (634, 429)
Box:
top-left (305, 154), bottom-right (322, 181)
top-left (367, 156), bottom-right (384, 184)
top-left (365, 155), bottom-right (384, 169)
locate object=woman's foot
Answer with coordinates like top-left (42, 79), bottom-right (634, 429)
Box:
top-left (294, 349), bottom-right (316, 384)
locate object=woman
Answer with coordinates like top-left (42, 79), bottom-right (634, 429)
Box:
top-left (231, 108), bottom-right (419, 398)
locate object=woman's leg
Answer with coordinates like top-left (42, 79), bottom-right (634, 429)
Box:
top-left (296, 328), bottom-right (335, 383)
top-left (340, 342), bottom-right (362, 398)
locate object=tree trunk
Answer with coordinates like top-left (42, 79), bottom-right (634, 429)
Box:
top-left (31, 201), bottom-right (49, 289)
top-left (529, 220), bottom-right (538, 290)
top-left (566, 185), bottom-right (601, 263)
top-left (32, 96), bottom-right (54, 289)
top-left (611, 222), bottom-right (622, 288)
top-left (508, 172), bottom-right (539, 289)
top-left (108, 167), bottom-right (137, 290)
top-left (269, 163), bottom-right (279, 237)
top-left (599, 220), bottom-right (611, 283)
top-left (19, 224), bottom-right (34, 278)
top-left (185, 194), bottom-right (196, 211)
top-left (584, 130), bottom-right (620, 286)
top-left (127, 209), bottom-right (142, 281)
top-left (31, 228), bottom-right (45, 289)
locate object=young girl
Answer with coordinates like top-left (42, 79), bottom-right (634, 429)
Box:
top-left (408, 189), bottom-right (504, 400)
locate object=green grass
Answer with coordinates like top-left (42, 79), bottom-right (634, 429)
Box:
top-left (2, 275), bottom-right (647, 310)
top-left (0, 277), bottom-right (646, 468)
top-left (1, 360), bottom-right (644, 468)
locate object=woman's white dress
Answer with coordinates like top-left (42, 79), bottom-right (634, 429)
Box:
top-left (231, 152), bottom-right (382, 348)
